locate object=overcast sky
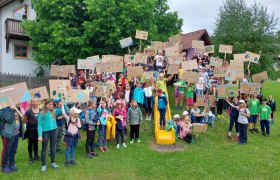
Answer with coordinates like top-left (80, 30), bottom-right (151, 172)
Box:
top-left (168, 0), bottom-right (280, 35)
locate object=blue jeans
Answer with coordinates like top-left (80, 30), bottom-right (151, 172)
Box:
top-left (191, 114), bottom-right (201, 123)
top-left (174, 124), bottom-right (181, 137)
top-left (238, 123), bottom-right (248, 143)
top-left (159, 109), bottom-right (166, 126)
top-left (98, 125), bottom-right (107, 147)
top-left (249, 115), bottom-right (258, 123)
top-left (203, 115), bottom-right (216, 125)
top-left (196, 89), bottom-right (204, 95)
top-left (260, 120), bottom-right (270, 134)
top-left (156, 66), bottom-right (163, 71)
top-left (1, 134), bottom-right (19, 168)
top-left (65, 138), bottom-right (75, 161)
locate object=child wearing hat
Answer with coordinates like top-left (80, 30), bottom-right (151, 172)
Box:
top-left (258, 98), bottom-right (272, 136)
top-left (226, 98), bottom-right (250, 145)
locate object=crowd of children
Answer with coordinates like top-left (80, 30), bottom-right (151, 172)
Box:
top-left (0, 51), bottom-right (277, 174)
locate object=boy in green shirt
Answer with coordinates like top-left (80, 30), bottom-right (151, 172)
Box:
top-left (247, 93), bottom-right (260, 133)
top-left (185, 83), bottom-right (195, 110)
top-left (258, 98), bottom-right (272, 136)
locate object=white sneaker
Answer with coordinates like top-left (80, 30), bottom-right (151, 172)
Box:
top-left (123, 143), bottom-right (127, 147)
top-left (116, 144), bottom-right (120, 149)
top-left (146, 114), bottom-right (149, 120)
top-left (41, 165), bottom-right (47, 172)
top-left (149, 115), bottom-right (152, 120)
top-left (51, 163), bottom-right (59, 169)
top-left (137, 139), bottom-right (141, 143)
top-left (130, 140), bottom-right (134, 144)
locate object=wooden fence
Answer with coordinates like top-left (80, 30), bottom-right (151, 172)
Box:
top-left (0, 72), bottom-right (50, 90)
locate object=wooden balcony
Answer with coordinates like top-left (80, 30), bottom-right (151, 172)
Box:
top-left (5, 18), bottom-right (30, 53)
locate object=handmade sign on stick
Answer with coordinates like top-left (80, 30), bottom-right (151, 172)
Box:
top-left (230, 60), bottom-right (244, 80)
top-left (245, 51), bottom-right (261, 63)
top-left (209, 57), bottom-right (223, 67)
top-left (49, 80), bottom-right (71, 98)
top-left (68, 89), bottom-right (90, 103)
top-left (135, 30), bottom-right (148, 40)
top-left (204, 45), bottom-right (215, 53)
top-left (127, 66), bottom-right (144, 77)
top-left (192, 40), bottom-right (204, 50)
top-left (213, 66), bottom-right (228, 77)
top-left (0, 82), bottom-right (31, 109)
top-left (29, 86), bottom-right (49, 100)
top-left (240, 83), bottom-right (261, 95)
top-left (143, 71), bottom-right (159, 80)
top-left (50, 65), bottom-right (75, 77)
top-left (216, 84), bottom-right (239, 98)
top-left (219, 45), bottom-right (233, 54)
top-left (181, 60), bottom-right (198, 71)
top-left (119, 37), bottom-right (133, 48)
top-left (182, 71), bottom-right (200, 83)
top-left (252, 71), bottom-right (268, 83)
top-left (167, 64), bottom-right (179, 74)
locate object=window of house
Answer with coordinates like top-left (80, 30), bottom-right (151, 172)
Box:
top-left (13, 5), bottom-right (28, 21)
top-left (14, 44), bottom-right (28, 59)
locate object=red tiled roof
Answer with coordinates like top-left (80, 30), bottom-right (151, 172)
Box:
top-left (181, 29), bottom-right (212, 50)
top-left (0, 0), bottom-right (14, 8)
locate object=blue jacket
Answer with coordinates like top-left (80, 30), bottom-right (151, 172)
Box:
top-left (133, 88), bottom-right (144, 105)
top-left (0, 108), bottom-right (23, 139)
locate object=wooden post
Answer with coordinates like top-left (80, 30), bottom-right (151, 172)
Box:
top-left (128, 47), bottom-right (130, 55)
top-left (140, 39), bottom-right (142, 54)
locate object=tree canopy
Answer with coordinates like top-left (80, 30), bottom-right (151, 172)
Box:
top-left (213, 0), bottom-right (280, 79)
top-left (22, 0), bottom-right (183, 68)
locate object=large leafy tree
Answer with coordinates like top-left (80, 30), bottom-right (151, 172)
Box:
top-left (23, 0), bottom-right (182, 68)
top-left (213, 0), bottom-right (280, 79)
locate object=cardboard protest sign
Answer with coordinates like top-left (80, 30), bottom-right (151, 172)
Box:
top-left (245, 51), bottom-right (261, 63)
top-left (145, 48), bottom-right (156, 56)
top-left (169, 34), bottom-right (182, 45)
top-left (151, 41), bottom-right (163, 50)
top-left (29, 86), bottom-right (49, 100)
top-left (78, 59), bottom-right (98, 69)
top-left (0, 82), bottom-right (31, 109)
top-left (87, 55), bottom-right (100, 60)
top-left (182, 71), bottom-right (200, 83)
top-left (165, 46), bottom-right (180, 59)
top-left (240, 83), bottom-right (261, 95)
top-left (143, 71), bottom-right (159, 80)
top-left (209, 57), bottom-right (223, 67)
top-left (49, 80), bottom-right (71, 99)
top-left (108, 61), bottom-right (123, 72)
top-left (96, 62), bottom-right (109, 72)
top-left (196, 94), bottom-right (205, 107)
top-left (205, 95), bottom-right (216, 107)
top-left (102, 55), bottom-right (123, 62)
top-left (213, 66), bottom-right (228, 77)
top-left (119, 37), bottom-right (133, 48)
top-left (50, 65), bottom-right (75, 77)
top-left (230, 60), bottom-right (244, 80)
top-left (181, 60), bottom-right (198, 71)
top-left (219, 45), bottom-right (233, 54)
top-left (252, 71), bottom-right (268, 83)
top-left (127, 66), bottom-right (143, 77)
top-left (93, 82), bottom-right (116, 98)
top-left (204, 45), bottom-right (215, 53)
top-left (192, 40), bottom-right (204, 50)
top-left (135, 30), bottom-right (148, 40)
top-left (234, 54), bottom-right (246, 61)
top-left (216, 84), bottom-right (239, 98)
top-left (68, 89), bottom-right (90, 103)
top-left (134, 53), bottom-right (147, 64)
top-left (167, 64), bottom-right (179, 74)
top-left (192, 123), bottom-right (208, 133)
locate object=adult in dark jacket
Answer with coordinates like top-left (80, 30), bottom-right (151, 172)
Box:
top-left (0, 105), bottom-right (23, 174)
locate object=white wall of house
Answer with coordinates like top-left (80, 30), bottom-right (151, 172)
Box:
top-left (0, 0), bottom-right (38, 75)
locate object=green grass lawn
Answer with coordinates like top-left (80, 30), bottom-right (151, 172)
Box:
top-left (0, 80), bottom-right (280, 179)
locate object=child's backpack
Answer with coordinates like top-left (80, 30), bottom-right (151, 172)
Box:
top-left (158, 96), bottom-right (167, 110)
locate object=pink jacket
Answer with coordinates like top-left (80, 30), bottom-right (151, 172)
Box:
top-left (179, 122), bottom-right (192, 139)
top-left (112, 108), bottom-right (127, 126)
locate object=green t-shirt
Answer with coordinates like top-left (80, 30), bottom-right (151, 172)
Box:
top-left (156, 78), bottom-right (167, 92)
top-left (248, 99), bottom-right (260, 115)
top-left (186, 85), bottom-right (195, 98)
top-left (258, 105), bottom-right (272, 120)
top-left (174, 80), bottom-right (186, 92)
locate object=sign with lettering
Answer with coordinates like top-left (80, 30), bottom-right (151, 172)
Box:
top-left (230, 60), bottom-right (244, 80)
top-left (93, 82), bottom-right (116, 98)
top-left (119, 37), bottom-right (133, 48)
top-left (151, 41), bottom-right (163, 50)
top-left (252, 71), bottom-right (268, 83)
top-left (182, 71), bottom-right (200, 83)
top-left (245, 51), bottom-right (261, 63)
top-left (216, 84), bottom-right (239, 98)
top-left (192, 40), bottom-right (204, 50)
top-left (209, 57), bottom-right (223, 67)
top-left (68, 89), bottom-right (90, 103)
top-left (50, 65), bottom-right (75, 77)
top-left (204, 45), bottom-right (215, 53)
top-left (0, 82), bottom-right (31, 109)
top-left (182, 60), bottom-right (198, 71)
top-left (213, 66), bottom-right (228, 77)
top-left (135, 30), bottom-right (148, 40)
top-left (127, 66), bottom-right (143, 77)
top-left (167, 64), bottom-right (179, 74)
top-left (78, 59), bottom-right (101, 69)
top-left (143, 71), bottom-right (159, 80)
top-left (219, 45), bottom-right (233, 54)
top-left (240, 82), bottom-right (261, 95)
top-left (169, 34), bottom-right (182, 46)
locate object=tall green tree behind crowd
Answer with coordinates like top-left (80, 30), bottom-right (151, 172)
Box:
top-left (213, 0), bottom-right (280, 79)
top-left (22, 0), bottom-right (183, 68)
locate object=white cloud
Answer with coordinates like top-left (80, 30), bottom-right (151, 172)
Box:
top-left (168, 0), bottom-right (280, 35)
